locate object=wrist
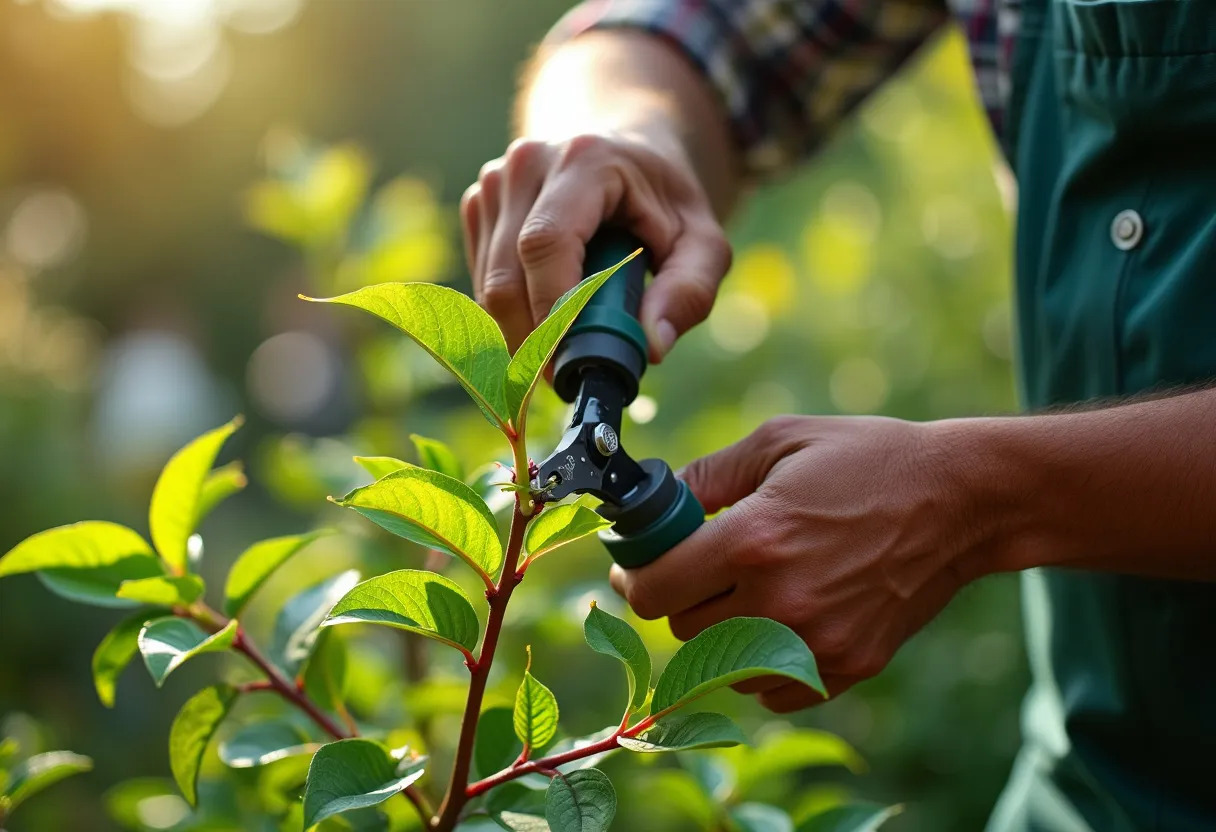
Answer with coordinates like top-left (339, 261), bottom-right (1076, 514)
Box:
top-left (921, 416), bottom-right (1055, 580)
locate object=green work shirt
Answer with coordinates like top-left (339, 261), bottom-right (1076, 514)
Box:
top-left (987, 0), bottom-right (1216, 829)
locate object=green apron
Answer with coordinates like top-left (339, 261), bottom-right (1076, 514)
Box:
top-left (987, 0), bottom-right (1216, 829)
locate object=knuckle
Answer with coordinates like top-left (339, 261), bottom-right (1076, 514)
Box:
top-left (517, 213), bottom-right (568, 265)
top-left (479, 268), bottom-right (524, 312)
top-left (560, 133), bottom-right (610, 166)
top-left (758, 415), bottom-right (801, 442)
top-left (505, 138), bottom-right (547, 174)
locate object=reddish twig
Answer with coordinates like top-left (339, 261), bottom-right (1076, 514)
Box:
top-left (433, 501), bottom-right (530, 829)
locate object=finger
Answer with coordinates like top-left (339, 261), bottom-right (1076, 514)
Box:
top-left (667, 589), bottom-right (739, 641)
top-left (606, 509), bottom-right (742, 620)
top-left (731, 675), bottom-right (790, 695)
top-left (472, 159), bottom-right (504, 305)
top-left (460, 182), bottom-right (481, 293)
top-left (639, 214), bottom-right (731, 363)
top-left (756, 678), bottom-right (847, 714)
top-left (484, 141), bottom-right (551, 352)
top-left (679, 417), bottom-right (803, 514)
top-left (516, 170), bottom-right (610, 329)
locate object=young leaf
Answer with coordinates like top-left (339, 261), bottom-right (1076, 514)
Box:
top-left (270, 569), bottom-right (360, 677)
top-left (168, 684), bottom-right (237, 806)
top-left (149, 417), bottom-right (242, 573)
top-left (732, 803), bottom-right (794, 832)
top-left (796, 803), bottom-right (902, 832)
top-left (525, 502), bottom-right (611, 563)
top-left (0, 751), bottom-right (92, 813)
top-left (514, 648), bottom-right (559, 750)
top-left (545, 769), bottom-right (616, 832)
top-left (651, 618), bottom-right (824, 716)
top-left (582, 603), bottom-right (650, 711)
top-left (93, 612), bottom-right (165, 707)
top-left (617, 712), bottom-right (744, 753)
top-left (222, 530), bottom-right (330, 617)
top-left (138, 618), bottom-right (239, 687)
top-left (474, 707), bottom-right (523, 780)
top-left (302, 283), bottom-right (511, 427)
top-left (116, 575), bottom-right (205, 606)
top-left (411, 433), bottom-right (465, 481)
top-left (333, 465), bottom-right (502, 582)
top-left (732, 729), bottom-right (865, 797)
top-left (354, 455), bottom-right (409, 480)
top-left (322, 569), bottom-right (480, 655)
top-left (503, 252), bottom-right (637, 425)
top-left (197, 461), bottom-right (247, 520)
top-left (301, 739), bottom-right (425, 828)
top-left (37, 555), bottom-right (166, 609)
top-left (217, 720), bottom-right (319, 768)
top-left (0, 521), bottom-right (157, 578)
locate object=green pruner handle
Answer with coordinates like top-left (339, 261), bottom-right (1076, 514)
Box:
top-left (552, 228), bottom-right (650, 404)
top-left (597, 459), bottom-right (706, 569)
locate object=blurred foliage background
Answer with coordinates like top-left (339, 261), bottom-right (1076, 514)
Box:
top-left (0, 0), bottom-right (1023, 830)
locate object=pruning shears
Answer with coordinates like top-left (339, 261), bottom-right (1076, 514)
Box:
top-left (531, 229), bottom-right (705, 568)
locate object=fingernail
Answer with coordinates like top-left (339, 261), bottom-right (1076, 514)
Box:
top-left (653, 319), bottom-right (677, 361)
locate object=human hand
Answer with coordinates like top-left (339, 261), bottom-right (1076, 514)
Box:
top-left (460, 133), bottom-right (731, 359)
top-left (610, 416), bottom-right (985, 712)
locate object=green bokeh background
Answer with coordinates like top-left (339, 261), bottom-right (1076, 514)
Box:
top-left (0, 1), bottom-right (1025, 830)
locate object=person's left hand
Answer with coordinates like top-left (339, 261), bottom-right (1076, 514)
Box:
top-left (610, 415), bottom-right (991, 712)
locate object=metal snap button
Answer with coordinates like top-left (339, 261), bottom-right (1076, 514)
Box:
top-left (1111, 209), bottom-right (1144, 251)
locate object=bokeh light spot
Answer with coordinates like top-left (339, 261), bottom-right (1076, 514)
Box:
top-left (829, 357), bottom-right (890, 413)
top-left (708, 292), bottom-right (770, 354)
top-left (627, 394), bottom-right (657, 425)
top-left (4, 189), bottom-right (87, 270)
top-left (247, 330), bottom-right (340, 425)
top-left (729, 244), bottom-right (796, 316)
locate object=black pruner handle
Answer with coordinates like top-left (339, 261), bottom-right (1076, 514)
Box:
top-left (552, 228), bottom-right (650, 405)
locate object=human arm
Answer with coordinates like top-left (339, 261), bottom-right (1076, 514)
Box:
top-left (463, 0), bottom-right (950, 355)
top-left (609, 388), bottom-right (1216, 711)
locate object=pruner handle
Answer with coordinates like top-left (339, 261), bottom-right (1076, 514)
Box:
top-left (552, 228), bottom-right (650, 405)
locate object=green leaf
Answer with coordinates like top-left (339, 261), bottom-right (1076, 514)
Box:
top-left (198, 461), bottom-right (247, 520)
top-left (333, 464), bottom-right (502, 582)
top-left (222, 530), bottom-right (330, 617)
top-left (732, 729), bottom-right (865, 797)
top-left (116, 575), bottom-right (205, 606)
top-left (525, 502), bottom-right (611, 563)
top-left (138, 618), bottom-right (238, 687)
top-left (301, 629), bottom-right (349, 713)
top-left (796, 803), bottom-right (902, 832)
top-left (410, 434), bottom-right (465, 481)
top-left (545, 770), bottom-right (616, 832)
top-left (474, 707), bottom-right (522, 780)
top-left (634, 770), bottom-right (717, 828)
top-left (0, 521), bottom-right (157, 578)
top-left (322, 569), bottom-right (480, 655)
top-left (302, 283), bottom-right (511, 427)
top-left (168, 684), bottom-right (237, 806)
top-left (0, 751), bottom-right (92, 813)
top-left (38, 555), bottom-right (166, 609)
top-left (503, 252), bottom-right (637, 426)
top-left (652, 618), bottom-right (824, 716)
top-left (514, 649), bottom-right (559, 750)
top-left (354, 455), bottom-right (409, 480)
top-left (618, 712), bottom-right (744, 753)
top-left (732, 803), bottom-right (794, 832)
top-left (271, 569), bottom-right (360, 678)
top-left (302, 739), bottom-right (425, 829)
top-left (149, 417), bottom-right (242, 572)
top-left (218, 720), bottom-right (319, 768)
top-left (93, 611), bottom-right (165, 707)
top-left (582, 603), bottom-right (650, 711)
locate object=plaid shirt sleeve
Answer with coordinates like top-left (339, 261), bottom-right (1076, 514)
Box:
top-left (548, 0), bottom-right (950, 176)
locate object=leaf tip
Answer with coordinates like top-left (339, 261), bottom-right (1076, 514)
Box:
top-left (589, 599), bottom-right (598, 610)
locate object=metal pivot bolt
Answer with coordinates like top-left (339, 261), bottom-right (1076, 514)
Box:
top-left (593, 423), bottom-right (619, 455)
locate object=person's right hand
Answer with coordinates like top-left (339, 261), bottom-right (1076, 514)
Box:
top-left (461, 132), bottom-right (732, 360)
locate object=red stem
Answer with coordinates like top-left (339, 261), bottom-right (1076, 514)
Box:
top-left (233, 629), bottom-right (351, 740)
top-left (465, 715), bottom-right (657, 800)
top-left (433, 502), bottom-right (529, 830)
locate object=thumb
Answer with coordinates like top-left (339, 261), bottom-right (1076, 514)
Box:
top-left (639, 217), bottom-right (731, 362)
top-left (679, 421), bottom-right (790, 515)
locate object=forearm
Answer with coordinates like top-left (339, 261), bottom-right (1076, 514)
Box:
top-left (517, 30), bottom-right (742, 219)
top-left (940, 388), bottom-right (1216, 580)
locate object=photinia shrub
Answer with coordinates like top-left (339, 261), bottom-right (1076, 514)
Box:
top-left (0, 252), bottom-right (895, 831)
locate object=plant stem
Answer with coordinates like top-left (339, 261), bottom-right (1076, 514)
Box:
top-left (433, 501), bottom-right (529, 830)
top-left (464, 715), bottom-right (657, 799)
top-left (511, 435), bottom-right (536, 517)
top-left (232, 628), bottom-right (351, 741)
